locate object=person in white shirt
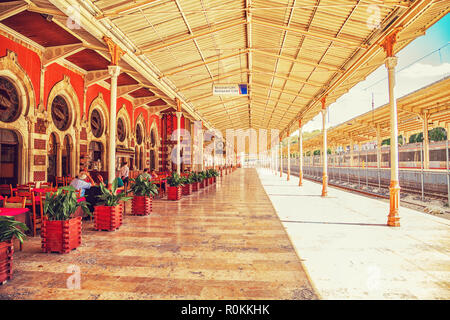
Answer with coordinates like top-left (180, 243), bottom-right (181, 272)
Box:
top-left (120, 161), bottom-right (130, 186)
top-left (70, 172), bottom-right (95, 197)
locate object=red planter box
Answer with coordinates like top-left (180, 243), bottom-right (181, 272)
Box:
top-left (200, 180), bottom-right (205, 189)
top-left (94, 205), bottom-right (123, 231)
top-left (209, 177), bottom-right (214, 184)
top-left (182, 184), bottom-right (192, 195)
top-left (192, 182), bottom-right (200, 192)
top-left (168, 186), bottom-right (182, 200)
top-left (132, 196), bottom-right (152, 216)
top-left (41, 216), bottom-right (82, 254)
top-left (0, 240), bottom-right (13, 284)
top-left (213, 176), bottom-right (217, 183)
top-left (205, 178), bottom-right (209, 186)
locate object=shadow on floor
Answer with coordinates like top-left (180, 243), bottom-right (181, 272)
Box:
top-left (280, 220), bottom-right (388, 227)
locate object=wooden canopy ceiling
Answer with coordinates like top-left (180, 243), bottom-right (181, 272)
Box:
top-left (0, 0), bottom-right (449, 140)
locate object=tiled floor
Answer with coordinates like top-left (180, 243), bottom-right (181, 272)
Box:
top-left (0, 168), bottom-right (317, 300)
top-left (258, 167), bottom-right (450, 300)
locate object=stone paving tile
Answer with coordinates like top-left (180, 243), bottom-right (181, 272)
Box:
top-left (0, 168), bottom-right (317, 300)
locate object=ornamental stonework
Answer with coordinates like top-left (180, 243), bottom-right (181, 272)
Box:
top-left (34, 138), bottom-right (46, 150)
top-left (80, 127), bottom-right (87, 140)
top-left (34, 171), bottom-right (46, 182)
top-left (34, 155), bottom-right (46, 166)
top-left (35, 118), bottom-right (46, 134)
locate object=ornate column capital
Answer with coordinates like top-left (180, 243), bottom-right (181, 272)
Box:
top-left (175, 111), bottom-right (182, 119)
top-left (103, 36), bottom-right (125, 66)
top-left (108, 65), bottom-right (121, 78)
top-left (385, 56), bottom-right (398, 70)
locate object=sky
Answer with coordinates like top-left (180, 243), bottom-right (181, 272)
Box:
top-left (292, 12), bottom-right (450, 136)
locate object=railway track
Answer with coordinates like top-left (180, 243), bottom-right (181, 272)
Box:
top-left (273, 167), bottom-right (450, 213)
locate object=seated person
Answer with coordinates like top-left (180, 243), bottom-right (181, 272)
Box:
top-left (139, 168), bottom-right (152, 180)
top-left (151, 170), bottom-right (158, 179)
top-left (70, 173), bottom-right (94, 197)
top-left (84, 175), bottom-right (103, 213)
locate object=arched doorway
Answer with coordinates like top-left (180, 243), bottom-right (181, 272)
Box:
top-left (0, 129), bottom-right (19, 185)
top-left (62, 135), bottom-right (72, 177)
top-left (47, 133), bottom-right (58, 184)
top-left (89, 141), bottom-right (104, 171)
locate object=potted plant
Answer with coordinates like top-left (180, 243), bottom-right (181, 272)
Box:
top-left (181, 174), bottom-right (193, 196)
top-left (0, 216), bottom-right (27, 284)
top-left (205, 170), bottom-right (213, 185)
top-left (191, 172), bottom-right (201, 192)
top-left (129, 175), bottom-right (158, 216)
top-left (166, 172), bottom-right (184, 200)
top-left (198, 171), bottom-right (207, 188)
top-left (209, 169), bottom-right (219, 183)
top-left (41, 186), bottom-right (90, 254)
top-left (94, 179), bottom-right (132, 231)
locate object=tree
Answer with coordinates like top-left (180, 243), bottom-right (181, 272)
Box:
top-left (429, 127), bottom-right (447, 141)
top-left (313, 150), bottom-right (320, 156)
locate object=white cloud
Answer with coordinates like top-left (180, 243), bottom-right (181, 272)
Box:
top-left (399, 62), bottom-right (450, 79)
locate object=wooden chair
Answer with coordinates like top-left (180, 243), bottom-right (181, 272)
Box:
top-left (39, 182), bottom-right (53, 189)
top-left (21, 192), bottom-right (40, 237)
top-left (4, 196), bottom-right (27, 250)
top-left (55, 177), bottom-right (65, 187)
top-left (0, 184), bottom-right (13, 198)
top-left (27, 182), bottom-right (36, 189)
top-left (15, 184), bottom-right (30, 196)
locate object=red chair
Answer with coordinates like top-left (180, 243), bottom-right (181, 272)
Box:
top-left (3, 196), bottom-right (27, 250)
top-left (0, 184), bottom-right (13, 197)
top-left (15, 184), bottom-right (30, 196)
top-left (55, 177), bottom-right (65, 187)
top-left (27, 182), bottom-right (36, 189)
top-left (39, 182), bottom-right (53, 189)
top-left (16, 191), bottom-right (39, 237)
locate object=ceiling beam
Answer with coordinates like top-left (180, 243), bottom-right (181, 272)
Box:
top-left (140, 19), bottom-right (246, 53)
top-left (96, 0), bottom-right (162, 19)
top-left (176, 68), bottom-right (247, 92)
top-left (42, 43), bottom-right (85, 67)
top-left (253, 49), bottom-right (342, 72)
top-left (252, 82), bottom-right (312, 99)
top-left (85, 69), bottom-right (110, 87)
top-left (160, 50), bottom-right (249, 78)
top-left (194, 96), bottom-right (247, 111)
top-left (252, 66), bottom-right (322, 87)
top-left (117, 84), bottom-right (143, 98)
top-left (252, 17), bottom-right (365, 48)
top-left (0, 2), bottom-right (28, 21)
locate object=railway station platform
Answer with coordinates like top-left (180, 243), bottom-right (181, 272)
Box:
top-left (257, 168), bottom-right (450, 299)
top-left (0, 169), bottom-right (317, 300)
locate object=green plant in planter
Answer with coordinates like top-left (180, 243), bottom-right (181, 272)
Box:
top-left (97, 178), bottom-right (133, 206)
top-left (205, 170), bottom-right (212, 178)
top-left (208, 169), bottom-right (219, 177)
top-left (166, 172), bottom-right (185, 187)
top-left (0, 216), bottom-right (28, 244)
top-left (180, 175), bottom-right (193, 185)
top-left (129, 175), bottom-right (159, 197)
top-left (44, 186), bottom-right (91, 221)
top-left (190, 172), bottom-right (202, 183)
top-left (198, 171), bottom-right (207, 181)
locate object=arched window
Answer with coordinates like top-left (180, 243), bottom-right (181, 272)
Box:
top-left (51, 95), bottom-right (71, 131)
top-left (0, 77), bottom-right (21, 123)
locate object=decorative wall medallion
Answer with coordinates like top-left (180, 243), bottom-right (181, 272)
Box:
top-left (91, 109), bottom-right (103, 138)
top-left (0, 77), bottom-right (21, 123)
top-left (117, 118), bottom-right (126, 142)
top-left (51, 95), bottom-right (70, 131)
